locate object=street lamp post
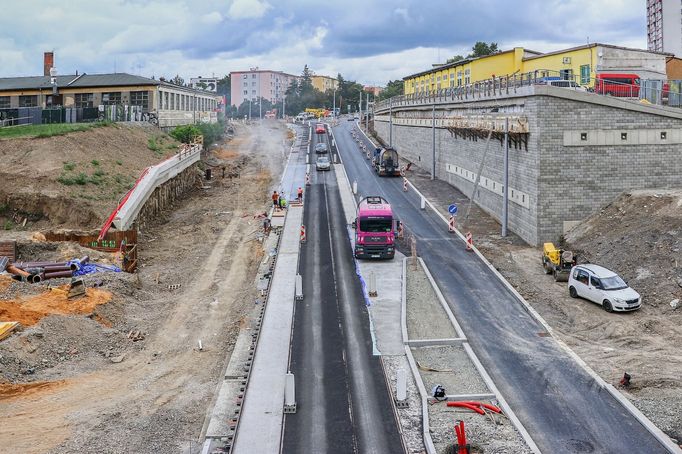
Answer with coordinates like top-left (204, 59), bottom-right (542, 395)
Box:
top-left (332, 88), bottom-right (336, 118)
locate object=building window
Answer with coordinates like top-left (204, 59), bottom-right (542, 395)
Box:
top-left (74, 93), bottom-right (94, 108)
top-left (164, 92), bottom-right (169, 110)
top-left (580, 65), bottom-right (590, 85)
top-left (244, 82), bottom-right (248, 87)
top-left (252, 74), bottom-right (256, 78)
top-left (244, 90), bottom-right (248, 95)
top-left (0, 96), bottom-right (9, 109)
top-left (243, 74), bottom-right (247, 79)
top-left (170, 93), bottom-right (175, 110)
top-left (464, 69), bottom-right (471, 85)
top-left (130, 91), bottom-right (149, 110)
top-left (176, 94), bottom-right (180, 110)
top-left (102, 92), bottom-right (121, 105)
top-left (19, 95), bottom-right (38, 107)
top-left (252, 81), bottom-right (256, 86)
top-left (560, 69), bottom-right (573, 81)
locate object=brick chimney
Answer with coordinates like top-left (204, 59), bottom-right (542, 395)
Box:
top-left (44, 52), bottom-right (54, 76)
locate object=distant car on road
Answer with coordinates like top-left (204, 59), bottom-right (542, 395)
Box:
top-left (314, 143), bottom-right (328, 153)
top-left (347, 116), bottom-right (355, 121)
top-left (316, 156), bottom-right (330, 171)
top-left (568, 264), bottom-right (641, 312)
top-left (315, 123), bottom-right (326, 134)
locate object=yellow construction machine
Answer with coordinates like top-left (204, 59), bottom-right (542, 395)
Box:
top-left (542, 242), bottom-right (576, 282)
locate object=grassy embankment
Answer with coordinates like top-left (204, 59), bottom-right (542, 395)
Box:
top-left (0, 122), bottom-right (110, 139)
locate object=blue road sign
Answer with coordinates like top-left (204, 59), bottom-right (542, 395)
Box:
top-left (448, 204), bottom-right (458, 215)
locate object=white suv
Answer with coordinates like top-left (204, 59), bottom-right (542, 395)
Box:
top-left (568, 264), bottom-right (641, 312)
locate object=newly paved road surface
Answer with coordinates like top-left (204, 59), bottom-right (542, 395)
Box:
top-left (282, 125), bottom-right (403, 453)
top-left (334, 119), bottom-right (670, 454)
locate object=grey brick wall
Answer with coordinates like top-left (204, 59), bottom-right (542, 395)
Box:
top-left (375, 91), bottom-right (682, 245)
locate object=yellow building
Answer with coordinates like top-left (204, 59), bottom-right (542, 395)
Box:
top-left (403, 43), bottom-right (669, 94)
top-left (311, 75), bottom-right (339, 92)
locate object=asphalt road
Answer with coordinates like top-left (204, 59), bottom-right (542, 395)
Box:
top-left (282, 124), bottom-right (403, 453)
top-left (334, 119), bottom-right (670, 454)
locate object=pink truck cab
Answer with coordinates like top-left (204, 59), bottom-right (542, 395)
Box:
top-left (352, 196), bottom-right (399, 259)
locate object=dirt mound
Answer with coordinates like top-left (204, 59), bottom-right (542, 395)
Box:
top-left (0, 123), bottom-right (180, 230)
top-left (565, 190), bottom-right (682, 307)
top-left (0, 286), bottom-right (112, 326)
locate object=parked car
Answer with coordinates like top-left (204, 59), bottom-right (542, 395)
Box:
top-left (316, 156), bottom-right (331, 171)
top-left (314, 143), bottom-right (328, 153)
top-left (547, 80), bottom-right (587, 91)
top-left (568, 264), bottom-right (641, 312)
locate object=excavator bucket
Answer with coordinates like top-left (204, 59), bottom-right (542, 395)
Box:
top-left (68, 277), bottom-right (86, 299)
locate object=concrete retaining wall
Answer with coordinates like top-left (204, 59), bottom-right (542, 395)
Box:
top-left (375, 87), bottom-right (682, 244)
top-left (135, 164), bottom-right (199, 230)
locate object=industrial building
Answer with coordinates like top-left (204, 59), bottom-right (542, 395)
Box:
top-left (0, 53), bottom-right (220, 128)
top-left (403, 44), bottom-right (670, 95)
top-left (647, 0), bottom-right (682, 57)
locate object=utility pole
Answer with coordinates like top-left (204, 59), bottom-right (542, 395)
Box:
top-left (431, 102), bottom-right (436, 180)
top-left (366, 93), bottom-right (370, 131)
top-left (389, 97), bottom-right (393, 147)
top-left (502, 117), bottom-right (509, 237)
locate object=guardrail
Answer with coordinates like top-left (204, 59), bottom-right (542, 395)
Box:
top-left (111, 141), bottom-right (202, 231)
top-left (376, 70), bottom-right (680, 112)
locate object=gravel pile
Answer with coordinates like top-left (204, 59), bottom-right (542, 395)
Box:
top-left (406, 263), bottom-right (457, 340)
top-left (0, 315), bottom-right (129, 382)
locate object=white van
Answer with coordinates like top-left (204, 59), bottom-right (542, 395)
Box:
top-left (568, 264), bottom-right (641, 312)
top-left (547, 80), bottom-right (587, 91)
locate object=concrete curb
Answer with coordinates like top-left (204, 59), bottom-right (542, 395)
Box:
top-left (357, 121), bottom-right (682, 454)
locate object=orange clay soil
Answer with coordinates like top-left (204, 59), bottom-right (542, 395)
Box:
top-left (0, 380), bottom-right (66, 400)
top-left (0, 286), bottom-right (112, 326)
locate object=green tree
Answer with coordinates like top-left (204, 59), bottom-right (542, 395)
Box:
top-left (377, 80), bottom-right (404, 101)
top-left (446, 55), bottom-right (464, 64)
top-left (171, 74), bottom-right (185, 86)
top-left (217, 74), bottom-right (231, 104)
top-left (468, 42), bottom-right (498, 58)
top-left (170, 124), bottom-right (201, 143)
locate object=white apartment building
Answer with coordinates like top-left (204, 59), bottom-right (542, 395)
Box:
top-left (229, 68), bottom-right (298, 108)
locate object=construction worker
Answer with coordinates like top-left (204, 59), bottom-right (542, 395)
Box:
top-left (272, 191), bottom-right (279, 210)
top-left (297, 187), bottom-right (303, 203)
top-left (279, 193), bottom-right (287, 210)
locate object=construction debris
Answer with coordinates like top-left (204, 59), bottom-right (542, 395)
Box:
top-left (0, 321), bottom-right (20, 341)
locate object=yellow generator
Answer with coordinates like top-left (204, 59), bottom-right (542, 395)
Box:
top-left (542, 243), bottom-right (575, 282)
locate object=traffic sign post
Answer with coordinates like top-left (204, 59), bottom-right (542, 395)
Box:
top-left (448, 204), bottom-right (458, 215)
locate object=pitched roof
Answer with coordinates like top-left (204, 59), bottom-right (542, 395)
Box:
top-left (0, 73), bottom-right (159, 91)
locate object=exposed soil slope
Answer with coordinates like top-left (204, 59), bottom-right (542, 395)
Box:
top-left (0, 123), bottom-right (179, 229)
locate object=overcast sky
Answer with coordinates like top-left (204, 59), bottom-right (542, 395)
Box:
top-left (0, 0), bottom-right (647, 85)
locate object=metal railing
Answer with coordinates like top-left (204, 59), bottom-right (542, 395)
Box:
top-left (375, 69), bottom-right (680, 112)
